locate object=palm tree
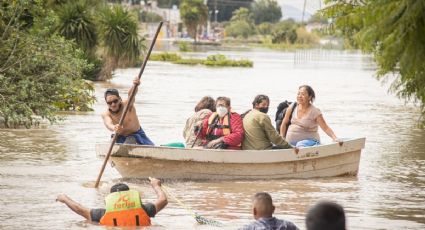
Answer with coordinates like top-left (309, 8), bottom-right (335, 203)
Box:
top-left (180, 0), bottom-right (208, 43)
top-left (97, 5), bottom-right (144, 80)
top-left (56, 0), bottom-right (97, 58)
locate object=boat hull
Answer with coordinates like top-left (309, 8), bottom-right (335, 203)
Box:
top-left (96, 138), bottom-right (365, 180)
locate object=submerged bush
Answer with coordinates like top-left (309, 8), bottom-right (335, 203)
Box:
top-left (150, 52), bottom-right (182, 61)
top-left (149, 53), bottom-right (253, 67)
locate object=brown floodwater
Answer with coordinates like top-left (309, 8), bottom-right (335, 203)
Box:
top-left (1, 49), bottom-right (424, 229)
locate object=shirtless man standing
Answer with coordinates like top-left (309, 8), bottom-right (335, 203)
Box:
top-left (101, 77), bottom-right (154, 145)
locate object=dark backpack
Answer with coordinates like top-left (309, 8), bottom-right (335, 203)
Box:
top-left (275, 100), bottom-right (297, 135)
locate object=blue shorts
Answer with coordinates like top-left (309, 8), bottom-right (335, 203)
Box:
top-left (115, 127), bottom-right (154, 145)
top-left (291, 138), bottom-right (320, 148)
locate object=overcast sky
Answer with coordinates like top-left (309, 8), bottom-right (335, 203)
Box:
top-left (277, 0), bottom-right (324, 14)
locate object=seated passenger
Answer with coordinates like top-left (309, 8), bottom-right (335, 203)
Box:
top-left (280, 85), bottom-right (338, 147)
top-left (183, 96), bottom-right (215, 148)
top-left (199, 96), bottom-right (244, 150)
top-left (242, 95), bottom-right (291, 150)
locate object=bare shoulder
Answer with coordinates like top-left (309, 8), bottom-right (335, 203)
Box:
top-left (101, 110), bottom-right (110, 119)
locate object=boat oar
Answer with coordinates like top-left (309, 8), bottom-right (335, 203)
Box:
top-left (94, 22), bottom-right (163, 188)
top-left (151, 178), bottom-right (223, 226)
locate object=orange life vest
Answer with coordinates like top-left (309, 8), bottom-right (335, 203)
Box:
top-left (99, 190), bottom-right (151, 227)
top-left (206, 112), bottom-right (231, 141)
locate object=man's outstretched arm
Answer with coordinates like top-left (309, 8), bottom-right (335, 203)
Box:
top-left (56, 194), bottom-right (91, 221)
top-left (150, 178), bottom-right (168, 213)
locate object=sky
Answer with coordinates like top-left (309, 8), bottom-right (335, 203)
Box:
top-left (277, 0), bottom-right (324, 21)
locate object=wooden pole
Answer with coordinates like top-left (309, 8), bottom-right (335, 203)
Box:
top-left (94, 22), bottom-right (163, 188)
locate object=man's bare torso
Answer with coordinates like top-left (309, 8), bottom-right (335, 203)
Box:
top-left (105, 100), bottom-right (141, 135)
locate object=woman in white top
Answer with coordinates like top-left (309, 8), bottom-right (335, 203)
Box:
top-left (280, 85), bottom-right (338, 147)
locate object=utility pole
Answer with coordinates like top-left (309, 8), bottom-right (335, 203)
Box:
top-left (302, 0), bottom-right (307, 24)
top-left (214, 0), bottom-right (218, 23)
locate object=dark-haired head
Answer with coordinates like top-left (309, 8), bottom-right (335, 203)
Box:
top-left (252, 95), bottom-right (269, 108)
top-left (306, 201), bottom-right (346, 230)
top-left (110, 183), bottom-right (130, 193)
top-left (104, 88), bottom-right (120, 100)
top-left (299, 85), bottom-right (316, 103)
top-left (195, 96), bottom-right (216, 112)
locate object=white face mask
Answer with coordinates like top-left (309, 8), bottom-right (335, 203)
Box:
top-left (216, 106), bottom-right (228, 117)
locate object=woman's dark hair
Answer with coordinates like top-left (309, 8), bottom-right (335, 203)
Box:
top-left (252, 94), bottom-right (269, 108)
top-left (195, 96), bottom-right (216, 112)
top-left (299, 85), bottom-right (316, 103)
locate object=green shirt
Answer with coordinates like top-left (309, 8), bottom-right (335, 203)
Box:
top-left (242, 109), bottom-right (291, 150)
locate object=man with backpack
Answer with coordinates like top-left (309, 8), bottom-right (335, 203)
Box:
top-left (242, 95), bottom-right (291, 150)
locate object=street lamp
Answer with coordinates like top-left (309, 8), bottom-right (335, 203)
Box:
top-left (214, 9), bottom-right (219, 23)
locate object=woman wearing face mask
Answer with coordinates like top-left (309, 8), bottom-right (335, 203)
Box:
top-left (198, 97), bottom-right (244, 150)
top-left (242, 95), bottom-right (292, 150)
top-left (280, 85), bottom-right (338, 148)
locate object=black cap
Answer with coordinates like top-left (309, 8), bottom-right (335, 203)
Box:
top-left (110, 183), bottom-right (129, 193)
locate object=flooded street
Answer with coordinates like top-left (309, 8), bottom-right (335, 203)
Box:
top-left (1, 48), bottom-right (424, 229)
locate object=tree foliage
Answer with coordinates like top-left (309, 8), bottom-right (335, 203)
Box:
top-left (251, 0), bottom-right (282, 24)
top-left (180, 0), bottom-right (208, 42)
top-left (56, 0), bottom-right (97, 57)
top-left (99, 5), bottom-right (143, 66)
top-left (323, 0), bottom-right (425, 125)
top-left (53, 1), bottom-right (145, 80)
top-left (206, 0), bottom-right (253, 22)
top-left (271, 19), bottom-right (297, 44)
top-left (224, 7), bottom-right (256, 38)
top-left (0, 1), bottom-right (95, 128)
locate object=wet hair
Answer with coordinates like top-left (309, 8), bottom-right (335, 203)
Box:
top-left (299, 85), bottom-right (316, 103)
top-left (253, 192), bottom-right (274, 216)
top-left (216, 96), bottom-right (231, 107)
top-left (194, 96), bottom-right (216, 112)
top-left (110, 183), bottom-right (130, 193)
top-left (252, 94), bottom-right (269, 108)
top-left (104, 88), bottom-right (120, 100)
top-left (306, 201), bottom-right (346, 230)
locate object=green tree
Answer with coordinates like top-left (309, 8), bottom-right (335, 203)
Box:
top-left (206, 0), bottom-right (253, 22)
top-left (251, 0), bottom-right (282, 24)
top-left (139, 11), bottom-right (163, 22)
top-left (56, 0), bottom-right (97, 57)
top-left (180, 0), bottom-right (208, 42)
top-left (98, 5), bottom-right (144, 80)
top-left (0, 1), bottom-right (95, 128)
top-left (271, 19), bottom-right (297, 44)
top-left (225, 7), bottom-right (256, 38)
top-left (230, 7), bottom-right (254, 23)
top-left (323, 0), bottom-right (425, 125)
top-left (257, 22), bottom-right (273, 35)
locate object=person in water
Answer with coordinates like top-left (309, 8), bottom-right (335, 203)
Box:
top-left (239, 192), bottom-right (299, 230)
top-left (101, 77), bottom-right (154, 145)
top-left (280, 85), bottom-right (338, 147)
top-left (306, 201), bottom-right (346, 230)
top-left (242, 95), bottom-right (292, 150)
top-left (198, 96), bottom-right (244, 149)
top-left (56, 178), bottom-right (167, 227)
top-left (183, 96), bottom-right (215, 148)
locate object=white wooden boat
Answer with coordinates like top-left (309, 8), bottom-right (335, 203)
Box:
top-left (95, 138), bottom-right (366, 180)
